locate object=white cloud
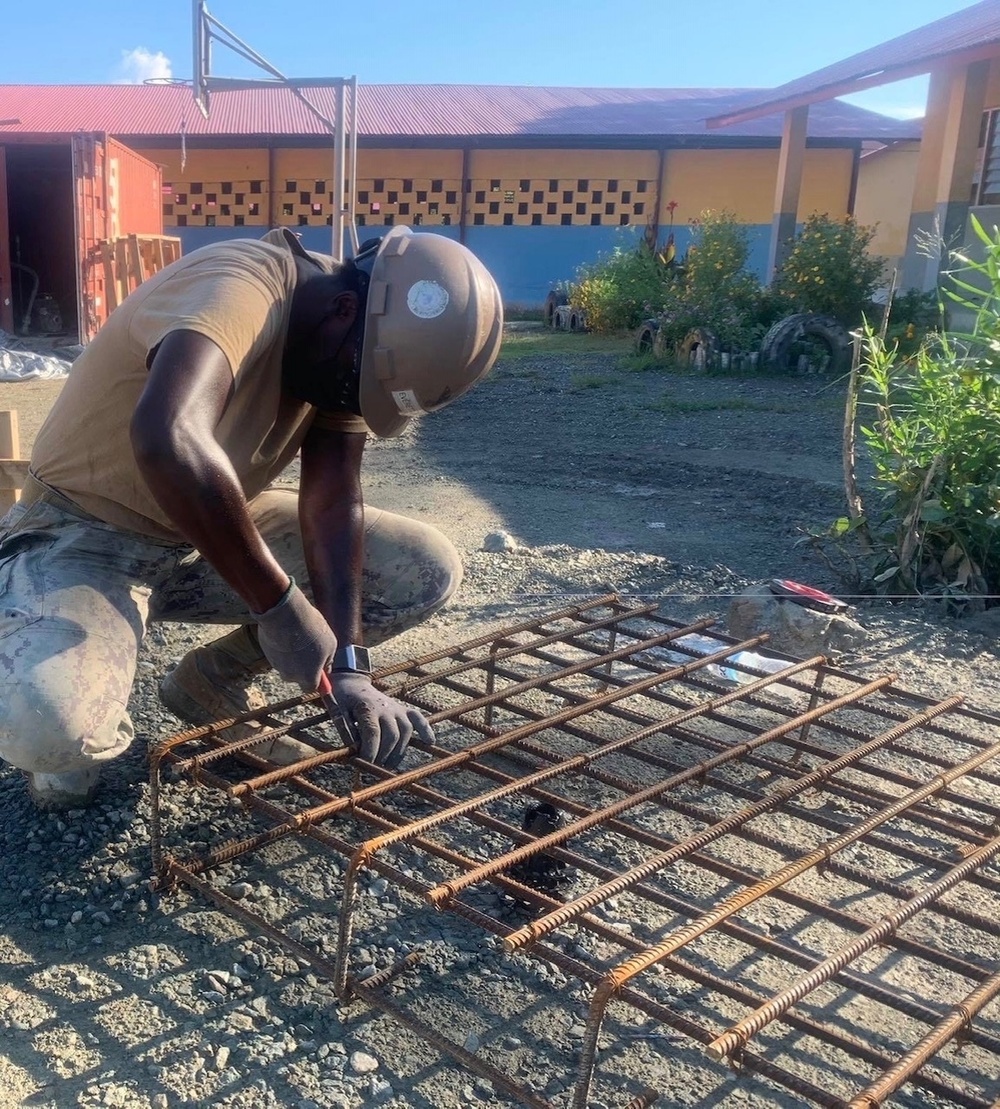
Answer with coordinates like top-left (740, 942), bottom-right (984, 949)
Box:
top-left (116, 47), bottom-right (173, 84)
top-left (873, 105), bottom-right (925, 121)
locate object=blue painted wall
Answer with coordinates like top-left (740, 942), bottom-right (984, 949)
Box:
top-left (171, 221), bottom-right (775, 307)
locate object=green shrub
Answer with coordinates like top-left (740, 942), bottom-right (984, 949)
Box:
top-left (857, 326), bottom-right (1000, 604)
top-left (884, 288), bottom-right (942, 359)
top-left (570, 242), bottom-right (671, 333)
top-left (775, 213), bottom-right (885, 327)
top-left (847, 220), bottom-right (1000, 605)
top-left (655, 211), bottom-right (782, 356)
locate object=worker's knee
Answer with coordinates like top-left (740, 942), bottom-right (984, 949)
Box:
top-left (362, 512), bottom-right (464, 643)
top-left (0, 623), bottom-right (136, 775)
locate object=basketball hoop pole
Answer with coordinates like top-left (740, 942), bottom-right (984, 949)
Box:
top-left (191, 0), bottom-right (357, 261)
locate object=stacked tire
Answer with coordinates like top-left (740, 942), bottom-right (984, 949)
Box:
top-left (759, 313), bottom-right (851, 375)
top-left (543, 290), bottom-right (568, 328)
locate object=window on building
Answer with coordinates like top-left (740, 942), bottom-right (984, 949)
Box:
top-left (977, 109), bottom-right (1000, 203)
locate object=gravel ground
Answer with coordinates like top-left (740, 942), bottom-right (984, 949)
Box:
top-left (1, 329), bottom-right (999, 1108)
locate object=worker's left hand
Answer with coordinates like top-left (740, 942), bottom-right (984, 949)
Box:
top-left (324, 672), bottom-right (434, 769)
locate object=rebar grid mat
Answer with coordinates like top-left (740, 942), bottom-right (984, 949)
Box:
top-left (149, 596), bottom-right (1000, 1108)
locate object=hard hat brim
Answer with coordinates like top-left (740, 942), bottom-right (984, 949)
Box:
top-left (357, 227), bottom-right (415, 438)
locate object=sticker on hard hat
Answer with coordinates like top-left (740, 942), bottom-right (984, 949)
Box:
top-left (392, 389), bottom-right (426, 416)
top-left (407, 280), bottom-right (449, 319)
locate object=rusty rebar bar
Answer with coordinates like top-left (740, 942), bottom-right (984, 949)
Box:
top-left (427, 672), bottom-right (895, 907)
top-left (572, 726), bottom-right (1000, 1109)
top-left (505, 695), bottom-right (961, 952)
top-left (706, 830), bottom-right (1000, 1062)
top-left (846, 969), bottom-right (1000, 1108)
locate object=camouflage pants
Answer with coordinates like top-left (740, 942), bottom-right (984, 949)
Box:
top-left (0, 485), bottom-right (462, 776)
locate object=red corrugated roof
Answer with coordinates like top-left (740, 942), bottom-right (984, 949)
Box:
top-left (707, 0), bottom-right (1000, 128)
top-left (0, 82), bottom-right (918, 142)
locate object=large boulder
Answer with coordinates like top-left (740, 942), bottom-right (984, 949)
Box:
top-left (728, 583), bottom-right (867, 659)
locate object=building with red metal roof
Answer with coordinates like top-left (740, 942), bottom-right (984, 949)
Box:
top-left (705, 0), bottom-right (1000, 291)
top-left (0, 81), bottom-right (920, 336)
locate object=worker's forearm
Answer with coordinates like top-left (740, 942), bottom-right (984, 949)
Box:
top-left (301, 497), bottom-right (364, 643)
top-left (135, 432), bottom-right (288, 614)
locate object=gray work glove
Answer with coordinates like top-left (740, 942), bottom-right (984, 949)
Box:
top-left (252, 579), bottom-right (337, 690)
top-left (324, 671), bottom-right (434, 769)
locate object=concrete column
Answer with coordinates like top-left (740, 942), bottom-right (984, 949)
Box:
top-left (900, 60), bottom-right (989, 290)
top-left (766, 105), bottom-right (809, 280)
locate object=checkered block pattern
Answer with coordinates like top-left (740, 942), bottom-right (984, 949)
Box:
top-left (466, 177), bottom-right (653, 226)
top-left (162, 175), bottom-right (655, 229)
top-left (354, 178), bottom-right (463, 228)
top-left (163, 180), bottom-right (268, 227)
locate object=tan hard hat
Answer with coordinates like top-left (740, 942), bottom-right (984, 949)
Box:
top-left (357, 227), bottom-right (503, 438)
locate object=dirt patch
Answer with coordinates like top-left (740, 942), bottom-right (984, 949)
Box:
top-left (0, 333), bottom-right (998, 1108)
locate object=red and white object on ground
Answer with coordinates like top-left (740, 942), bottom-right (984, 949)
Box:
top-left (768, 579), bottom-right (849, 615)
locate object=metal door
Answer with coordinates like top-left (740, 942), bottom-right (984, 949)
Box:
top-left (0, 148), bottom-right (12, 334)
top-left (71, 133), bottom-right (108, 343)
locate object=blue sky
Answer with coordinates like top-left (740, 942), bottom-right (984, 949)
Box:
top-left (1, 0), bottom-right (978, 119)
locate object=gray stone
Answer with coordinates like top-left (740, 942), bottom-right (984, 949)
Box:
top-left (349, 1049), bottom-right (379, 1074)
top-left (727, 584), bottom-right (867, 659)
top-left (483, 530), bottom-right (519, 553)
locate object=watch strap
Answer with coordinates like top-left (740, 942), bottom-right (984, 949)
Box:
top-left (332, 644), bottom-right (372, 674)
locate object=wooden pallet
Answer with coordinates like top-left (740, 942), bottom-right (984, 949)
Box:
top-left (96, 234), bottom-right (182, 313)
top-left (0, 410), bottom-right (31, 512)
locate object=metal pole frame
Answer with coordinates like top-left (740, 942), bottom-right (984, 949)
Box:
top-left (192, 0), bottom-right (356, 262)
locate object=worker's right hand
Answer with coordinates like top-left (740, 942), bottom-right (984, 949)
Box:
top-left (252, 579), bottom-right (337, 690)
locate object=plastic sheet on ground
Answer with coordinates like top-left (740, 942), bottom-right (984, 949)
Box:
top-left (0, 330), bottom-right (73, 381)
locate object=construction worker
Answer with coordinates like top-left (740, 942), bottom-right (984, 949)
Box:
top-left (0, 227), bottom-right (503, 810)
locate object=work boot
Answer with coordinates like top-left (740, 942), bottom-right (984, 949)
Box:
top-left (27, 767), bottom-right (102, 812)
top-left (159, 625), bottom-right (318, 767)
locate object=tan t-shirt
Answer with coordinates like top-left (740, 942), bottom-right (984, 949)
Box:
top-left (31, 231), bottom-right (367, 541)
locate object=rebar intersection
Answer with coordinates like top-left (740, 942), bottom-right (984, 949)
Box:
top-left (150, 596), bottom-right (1000, 1107)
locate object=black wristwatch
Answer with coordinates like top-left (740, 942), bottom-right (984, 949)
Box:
top-left (332, 644), bottom-right (372, 674)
